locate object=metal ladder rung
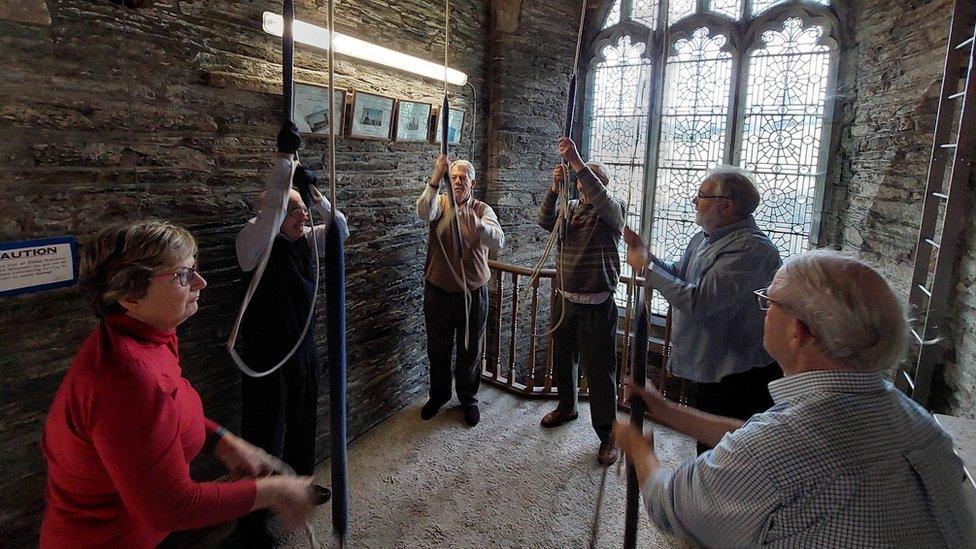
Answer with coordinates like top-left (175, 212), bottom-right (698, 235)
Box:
top-left (911, 328), bottom-right (924, 345)
top-left (957, 35), bottom-right (975, 50)
top-left (901, 370), bottom-right (915, 391)
top-left (932, 191), bottom-right (949, 200)
top-left (917, 284), bottom-right (932, 298)
top-left (948, 91), bottom-right (966, 100)
top-left (924, 238), bottom-right (941, 249)
top-left (940, 143), bottom-right (958, 149)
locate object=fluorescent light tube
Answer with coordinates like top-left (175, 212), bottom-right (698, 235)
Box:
top-left (262, 11), bottom-right (468, 86)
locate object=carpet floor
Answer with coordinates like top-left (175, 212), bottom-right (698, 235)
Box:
top-left (284, 384), bottom-right (698, 549)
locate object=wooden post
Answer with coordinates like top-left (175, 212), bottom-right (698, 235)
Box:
top-left (527, 279), bottom-right (539, 391)
top-left (508, 272), bottom-right (519, 387)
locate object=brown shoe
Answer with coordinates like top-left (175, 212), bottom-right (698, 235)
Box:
top-left (597, 440), bottom-right (619, 467)
top-left (541, 408), bottom-right (579, 428)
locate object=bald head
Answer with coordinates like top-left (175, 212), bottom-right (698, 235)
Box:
top-left (771, 250), bottom-right (907, 373)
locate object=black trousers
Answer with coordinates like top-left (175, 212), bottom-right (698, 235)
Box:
top-left (689, 361), bottom-right (782, 454)
top-left (551, 296), bottom-right (618, 443)
top-left (234, 353), bottom-right (319, 547)
top-left (423, 281), bottom-right (488, 406)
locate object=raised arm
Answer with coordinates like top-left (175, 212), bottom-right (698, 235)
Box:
top-left (306, 184), bottom-right (350, 254)
top-left (417, 154), bottom-right (449, 222)
top-left (537, 165), bottom-right (563, 231)
top-left (558, 137), bottom-right (624, 231)
top-left (236, 154), bottom-right (294, 272)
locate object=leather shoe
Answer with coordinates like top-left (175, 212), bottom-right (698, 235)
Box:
top-left (597, 440), bottom-right (619, 467)
top-left (421, 399), bottom-right (446, 420)
top-left (540, 408), bottom-right (579, 428)
top-left (463, 404), bottom-right (480, 427)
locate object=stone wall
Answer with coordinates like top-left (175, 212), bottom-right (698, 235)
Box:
top-left (820, 0), bottom-right (976, 418)
top-left (0, 0), bottom-right (488, 543)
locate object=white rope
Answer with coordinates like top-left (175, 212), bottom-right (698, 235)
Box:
top-left (226, 4), bottom-right (323, 379)
top-left (226, 160), bottom-right (323, 379)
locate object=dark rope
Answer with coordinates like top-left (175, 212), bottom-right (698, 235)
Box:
top-left (323, 0), bottom-right (349, 542)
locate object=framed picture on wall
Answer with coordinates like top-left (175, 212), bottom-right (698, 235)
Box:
top-left (433, 107), bottom-right (465, 145)
top-left (349, 91), bottom-right (395, 140)
top-left (394, 100), bottom-right (432, 142)
top-left (293, 83), bottom-right (346, 136)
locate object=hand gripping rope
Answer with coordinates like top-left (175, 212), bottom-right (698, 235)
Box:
top-left (515, 0), bottom-right (588, 339)
top-left (225, 0), bottom-right (348, 545)
top-left (431, 0), bottom-right (474, 350)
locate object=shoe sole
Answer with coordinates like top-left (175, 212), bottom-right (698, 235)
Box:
top-left (540, 414), bottom-right (579, 428)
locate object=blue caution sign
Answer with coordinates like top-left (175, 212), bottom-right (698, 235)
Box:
top-left (0, 236), bottom-right (78, 297)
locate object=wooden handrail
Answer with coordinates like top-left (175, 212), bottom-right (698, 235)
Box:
top-left (482, 259), bottom-right (667, 402)
top-left (487, 259), bottom-right (556, 278)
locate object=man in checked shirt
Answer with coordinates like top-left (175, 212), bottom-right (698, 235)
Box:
top-left (615, 250), bottom-right (975, 547)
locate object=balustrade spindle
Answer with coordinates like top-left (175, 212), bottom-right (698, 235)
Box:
top-left (507, 272), bottom-right (519, 387)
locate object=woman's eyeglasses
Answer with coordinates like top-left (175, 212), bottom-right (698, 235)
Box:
top-left (153, 266), bottom-right (200, 286)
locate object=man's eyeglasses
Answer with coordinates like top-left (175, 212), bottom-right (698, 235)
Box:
top-left (696, 193), bottom-right (732, 200)
top-left (153, 265), bottom-right (200, 287)
top-left (753, 287), bottom-right (777, 311)
top-left (287, 205), bottom-right (310, 217)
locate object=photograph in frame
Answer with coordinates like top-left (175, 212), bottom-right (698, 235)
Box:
top-left (394, 100), bottom-right (432, 142)
top-left (349, 91), bottom-right (395, 140)
top-left (433, 107), bottom-right (465, 145)
top-left (293, 83), bottom-right (346, 136)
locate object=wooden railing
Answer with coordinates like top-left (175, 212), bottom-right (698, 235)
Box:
top-left (481, 259), bottom-right (679, 403)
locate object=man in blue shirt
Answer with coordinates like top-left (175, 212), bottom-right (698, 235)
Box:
top-left (625, 166), bottom-right (781, 453)
top-left (614, 250), bottom-right (975, 547)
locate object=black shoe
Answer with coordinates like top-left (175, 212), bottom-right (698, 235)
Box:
top-left (421, 399), bottom-right (446, 420)
top-left (463, 404), bottom-right (480, 427)
top-left (541, 408), bottom-right (579, 428)
top-left (597, 440), bottom-right (619, 467)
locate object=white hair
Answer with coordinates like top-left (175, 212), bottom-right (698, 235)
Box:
top-left (705, 165), bottom-right (760, 216)
top-left (777, 250), bottom-right (908, 372)
top-left (586, 161), bottom-right (610, 185)
top-left (452, 159), bottom-right (476, 181)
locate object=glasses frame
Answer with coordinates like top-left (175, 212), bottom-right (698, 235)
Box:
top-left (696, 193), bottom-right (732, 200)
top-left (153, 265), bottom-right (200, 287)
top-left (753, 287), bottom-right (776, 311)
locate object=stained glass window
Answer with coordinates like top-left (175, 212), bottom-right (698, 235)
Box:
top-left (668, 0), bottom-right (697, 25)
top-left (709, 0), bottom-right (742, 20)
top-left (586, 1), bottom-right (837, 315)
top-left (650, 27), bottom-right (733, 312)
top-left (586, 36), bottom-right (652, 306)
top-left (739, 18), bottom-right (832, 257)
top-left (603, 0), bottom-right (621, 29)
top-left (752, 0), bottom-right (829, 16)
top-left (633, 0), bottom-right (659, 29)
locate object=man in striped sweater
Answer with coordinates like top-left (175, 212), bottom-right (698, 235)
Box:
top-left (538, 137), bottom-right (626, 466)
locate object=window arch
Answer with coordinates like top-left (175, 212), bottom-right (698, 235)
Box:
top-left (582, 0), bottom-right (842, 312)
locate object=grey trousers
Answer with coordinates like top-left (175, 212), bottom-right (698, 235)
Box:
top-left (551, 295), bottom-right (618, 442)
top-left (423, 281), bottom-right (489, 406)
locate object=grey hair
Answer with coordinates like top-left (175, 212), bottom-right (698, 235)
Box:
top-left (80, 220), bottom-right (197, 318)
top-left (705, 165), bottom-right (760, 216)
top-left (452, 159), bottom-right (476, 182)
top-left (586, 161), bottom-right (611, 185)
top-left (776, 250), bottom-right (908, 373)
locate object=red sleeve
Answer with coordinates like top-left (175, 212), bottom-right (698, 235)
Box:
top-left (89, 363), bottom-right (256, 532)
top-left (205, 418), bottom-right (223, 434)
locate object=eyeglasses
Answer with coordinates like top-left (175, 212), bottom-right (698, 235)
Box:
top-left (753, 287), bottom-right (777, 311)
top-left (153, 265), bottom-right (200, 287)
top-left (287, 205), bottom-right (310, 217)
top-left (696, 193), bottom-right (732, 200)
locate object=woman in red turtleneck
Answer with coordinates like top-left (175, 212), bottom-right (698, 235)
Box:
top-left (41, 221), bottom-right (315, 548)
